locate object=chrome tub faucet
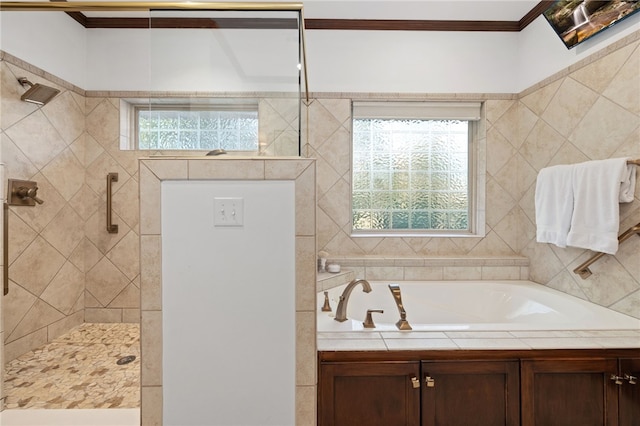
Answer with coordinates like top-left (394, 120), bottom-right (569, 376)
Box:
top-left (334, 279), bottom-right (372, 322)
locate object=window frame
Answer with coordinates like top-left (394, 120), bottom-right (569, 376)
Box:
top-left (350, 101), bottom-right (486, 238)
top-left (120, 98), bottom-right (260, 154)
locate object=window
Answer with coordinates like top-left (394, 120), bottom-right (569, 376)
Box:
top-left (121, 99), bottom-right (259, 152)
top-left (351, 101), bottom-right (484, 236)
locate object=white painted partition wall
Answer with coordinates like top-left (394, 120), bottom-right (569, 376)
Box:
top-left (161, 180), bottom-right (296, 425)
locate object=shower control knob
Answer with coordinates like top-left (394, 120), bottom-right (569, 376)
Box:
top-left (17, 186), bottom-right (44, 204)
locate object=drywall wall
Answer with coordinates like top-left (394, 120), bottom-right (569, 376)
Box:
top-left (86, 28), bottom-right (300, 92)
top-left (161, 179), bottom-right (296, 425)
top-left (305, 29), bottom-right (521, 93)
top-left (0, 11), bottom-right (86, 88)
top-left (518, 15), bottom-right (640, 91)
top-left (1, 5), bottom-right (640, 93)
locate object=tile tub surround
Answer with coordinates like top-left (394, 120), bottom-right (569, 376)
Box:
top-left (324, 257), bottom-right (530, 283)
top-left (514, 36), bottom-right (640, 318)
top-left (318, 329), bottom-right (640, 351)
top-left (317, 270), bottom-right (356, 292)
top-left (139, 157), bottom-right (317, 425)
top-left (309, 31), bottom-right (640, 319)
top-left (4, 323), bottom-right (139, 410)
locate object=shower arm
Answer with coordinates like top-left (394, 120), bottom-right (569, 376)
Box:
top-left (17, 77), bottom-right (33, 88)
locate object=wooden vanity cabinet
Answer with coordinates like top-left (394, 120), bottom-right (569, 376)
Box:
top-left (318, 359), bottom-right (519, 426)
top-left (421, 360), bottom-right (520, 426)
top-left (619, 358), bottom-right (640, 426)
top-left (521, 358), bottom-right (620, 426)
top-left (318, 361), bottom-right (421, 426)
top-left (319, 350), bottom-right (640, 426)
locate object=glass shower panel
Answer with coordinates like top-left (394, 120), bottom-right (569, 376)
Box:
top-left (147, 9), bottom-right (302, 156)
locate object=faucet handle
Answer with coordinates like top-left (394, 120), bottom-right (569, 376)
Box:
top-left (363, 309), bottom-right (384, 328)
top-left (321, 291), bottom-right (332, 312)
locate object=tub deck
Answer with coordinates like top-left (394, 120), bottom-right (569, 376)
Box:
top-left (318, 280), bottom-right (640, 351)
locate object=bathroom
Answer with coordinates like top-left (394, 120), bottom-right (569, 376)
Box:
top-left (0, 1), bottom-right (639, 425)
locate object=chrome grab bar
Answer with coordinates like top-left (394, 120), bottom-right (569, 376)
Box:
top-left (106, 172), bottom-right (119, 234)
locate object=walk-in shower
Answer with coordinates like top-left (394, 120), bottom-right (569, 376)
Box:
top-left (17, 77), bottom-right (60, 105)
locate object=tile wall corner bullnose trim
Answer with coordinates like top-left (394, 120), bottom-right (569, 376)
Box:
top-left (139, 157), bottom-right (317, 425)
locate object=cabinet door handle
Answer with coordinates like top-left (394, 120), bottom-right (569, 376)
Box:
top-left (411, 377), bottom-right (420, 389)
top-left (425, 376), bottom-right (435, 388)
top-left (611, 374), bottom-right (624, 385)
top-left (624, 374), bottom-right (637, 385)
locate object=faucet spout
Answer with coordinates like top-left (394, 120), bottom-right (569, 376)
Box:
top-left (334, 279), bottom-right (372, 322)
top-left (389, 284), bottom-right (412, 330)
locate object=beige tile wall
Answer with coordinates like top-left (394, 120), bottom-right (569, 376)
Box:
top-left (83, 95), bottom-right (299, 325)
top-left (308, 32), bottom-right (640, 319)
top-left (1, 51), bottom-right (301, 365)
top-left (0, 58), bottom-right (86, 362)
top-left (309, 96), bottom-right (520, 259)
top-left (515, 35), bottom-right (640, 318)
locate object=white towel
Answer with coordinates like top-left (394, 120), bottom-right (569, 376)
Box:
top-left (535, 164), bottom-right (574, 248)
top-left (566, 158), bottom-right (630, 254)
top-left (619, 161), bottom-right (637, 203)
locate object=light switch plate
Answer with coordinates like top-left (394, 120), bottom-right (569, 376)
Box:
top-left (214, 197), bottom-right (244, 227)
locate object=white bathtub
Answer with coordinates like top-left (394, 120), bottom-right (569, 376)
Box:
top-left (317, 280), bottom-right (640, 332)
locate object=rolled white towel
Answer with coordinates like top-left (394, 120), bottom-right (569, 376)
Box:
top-left (619, 159), bottom-right (637, 203)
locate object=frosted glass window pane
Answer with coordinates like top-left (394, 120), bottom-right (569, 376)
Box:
top-left (352, 117), bottom-right (470, 232)
top-left (353, 172), bottom-right (371, 190)
top-left (411, 211), bottom-right (430, 228)
top-left (138, 108), bottom-right (258, 151)
top-left (353, 192), bottom-right (371, 209)
top-left (391, 211), bottom-right (409, 229)
top-left (371, 211), bottom-right (391, 229)
top-left (372, 192), bottom-right (392, 209)
top-left (372, 172), bottom-right (391, 191)
top-left (391, 192), bottom-right (410, 209)
top-left (392, 172), bottom-right (410, 190)
top-left (412, 192), bottom-right (429, 209)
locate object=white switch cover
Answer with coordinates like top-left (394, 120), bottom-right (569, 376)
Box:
top-left (214, 197), bottom-right (244, 227)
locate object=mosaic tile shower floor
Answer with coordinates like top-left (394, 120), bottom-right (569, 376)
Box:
top-left (4, 323), bottom-right (140, 410)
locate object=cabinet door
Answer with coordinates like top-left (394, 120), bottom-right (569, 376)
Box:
top-left (421, 360), bottom-right (520, 426)
top-left (521, 358), bottom-right (619, 426)
top-left (619, 358), bottom-right (640, 426)
top-left (318, 361), bottom-right (421, 426)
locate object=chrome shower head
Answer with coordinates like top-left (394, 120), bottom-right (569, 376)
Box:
top-left (17, 77), bottom-right (60, 106)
